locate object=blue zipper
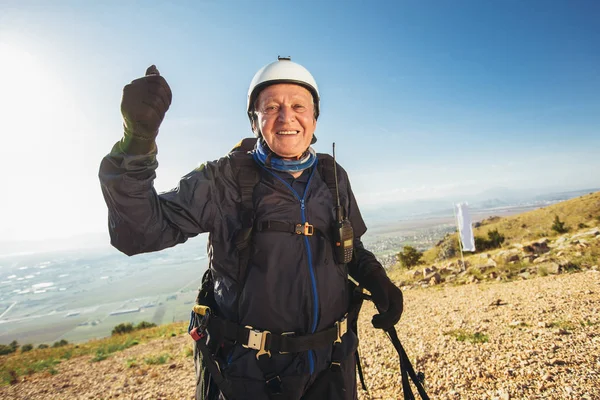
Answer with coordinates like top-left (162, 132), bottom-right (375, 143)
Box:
top-left (259, 163), bottom-right (319, 375)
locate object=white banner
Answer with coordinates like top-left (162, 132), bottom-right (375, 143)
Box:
top-left (455, 203), bottom-right (476, 252)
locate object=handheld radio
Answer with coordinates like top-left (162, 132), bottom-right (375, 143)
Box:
top-left (331, 143), bottom-right (354, 264)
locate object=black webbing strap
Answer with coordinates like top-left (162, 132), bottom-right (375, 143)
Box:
top-left (256, 220), bottom-right (326, 237)
top-left (234, 155), bottom-right (259, 234)
top-left (316, 154), bottom-right (342, 209)
top-left (387, 328), bottom-right (429, 400)
top-left (205, 311), bottom-right (359, 355)
top-left (196, 335), bottom-right (236, 400)
top-left (230, 152), bottom-right (261, 323)
top-left (256, 354), bottom-right (284, 397)
top-left (355, 350), bottom-right (368, 391)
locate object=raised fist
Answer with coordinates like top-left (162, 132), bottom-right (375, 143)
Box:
top-left (121, 65), bottom-right (172, 142)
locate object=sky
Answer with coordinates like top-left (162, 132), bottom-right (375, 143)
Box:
top-left (0, 0), bottom-right (599, 247)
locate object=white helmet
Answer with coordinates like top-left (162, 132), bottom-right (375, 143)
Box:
top-left (247, 57), bottom-right (320, 139)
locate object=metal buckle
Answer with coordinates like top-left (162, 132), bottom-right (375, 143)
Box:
top-left (334, 315), bottom-right (348, 344)
top-left (279, 331), bottom-right (295, 354)
top-left (330, 361), bottom-right (341, 371)
top-left (296, 223), bottom-right (314, 236)
top-left (243, 326), bottom-right (271, 359)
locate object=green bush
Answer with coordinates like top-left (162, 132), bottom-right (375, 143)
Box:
top-left (37, 344), bottom-right (49, 349)
top-left (487, 229), bottom-right (505, 248)
top-left (135, 321), bottom-right (157, 330)
top-left (397, 246), bottom-right (423, 268)
top-left (578, 223), bottom-right (589, 229)
top-left (475, 229), bottom-right (505, 251)
top-left (21, 344), bottom-right (34, 353)
top-left (112, 323), bottom-right (135, 336)
top-left (0, 340), bottom-right (20, 355)
top-left (111, 321), bottom-right (157, 336)
top-left (0, 345), bottom-right (16, 356)
top-left (551, 215), bottom-right (569, 234)
top-left (52, 339), bottom-right (69, 348)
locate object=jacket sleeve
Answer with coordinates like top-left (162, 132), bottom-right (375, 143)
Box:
top-left (342, 169), bottom-right (387, 283)
top-left (98, 142), bottom-right (235, 256)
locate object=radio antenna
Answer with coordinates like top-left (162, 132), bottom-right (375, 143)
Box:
top-left (333, 143), bottom-right (342, 220)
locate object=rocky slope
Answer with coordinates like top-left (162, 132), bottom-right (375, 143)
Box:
top-left (396, 227), bottom-right (600, 288)
top-left (2, 270), bottom-right (599, 400)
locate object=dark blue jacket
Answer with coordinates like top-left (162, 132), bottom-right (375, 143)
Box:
top-left (99, 143), bottom-right (385, 399)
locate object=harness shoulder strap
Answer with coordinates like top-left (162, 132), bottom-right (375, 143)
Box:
top-left (229, 151), bottom-right (259, 220)
top-left (316, 153), bottom-right (337, 199)
top-left (317, 153), bottom-right (349, 220)
top-left (229, 137), bottom-right (260, 228)
top-left (228, 144), bottom-right (262, 325)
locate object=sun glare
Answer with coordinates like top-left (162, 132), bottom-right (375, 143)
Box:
top-left (0, 42), bottom-right (87, 242)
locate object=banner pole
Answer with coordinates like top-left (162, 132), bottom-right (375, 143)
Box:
top-left (453, 203), bottom-right (466, 269)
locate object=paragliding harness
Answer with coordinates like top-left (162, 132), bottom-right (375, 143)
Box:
top-left (188, 138), bottom-right (429, 400)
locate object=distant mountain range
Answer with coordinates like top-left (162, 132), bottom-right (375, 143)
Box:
top-left (361, 187), bottom-right (600, 224)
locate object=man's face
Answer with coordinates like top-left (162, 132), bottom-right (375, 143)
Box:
top-left (255, 83), bottom-right (317, 159)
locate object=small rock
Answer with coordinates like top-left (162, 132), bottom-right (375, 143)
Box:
top-left (519, 272), bottom-right (531, 279)
top-left (409, 270), bottom-right (422, 278)
top-left (438, 267), bottom-right (452, 275)
top-left (555, 236), bottom-right (568, 244)
top-left (565, 386), bottom-right (573, 395)
top-left (429, 273), bottom-right (442, 285)
top-left (478, 263), bottom-right (495, 272)
top-left (507, 254), bottom-right (520, 263)
top-left (541, 263), bottom-right (561, 275)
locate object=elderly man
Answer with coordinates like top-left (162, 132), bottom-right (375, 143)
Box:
top-left (99, 57), bottom-right (404, 400)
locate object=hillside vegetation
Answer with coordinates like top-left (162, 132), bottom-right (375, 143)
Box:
top-left (0, 322), bottom-right (189, 386)
top-left (388, 191), bottom-right (600, 286)
top-left (430, 191), bottom-right (600, 261)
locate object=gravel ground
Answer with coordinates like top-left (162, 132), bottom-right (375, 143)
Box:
top-left (3, 270), bottom-right (599, 399)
